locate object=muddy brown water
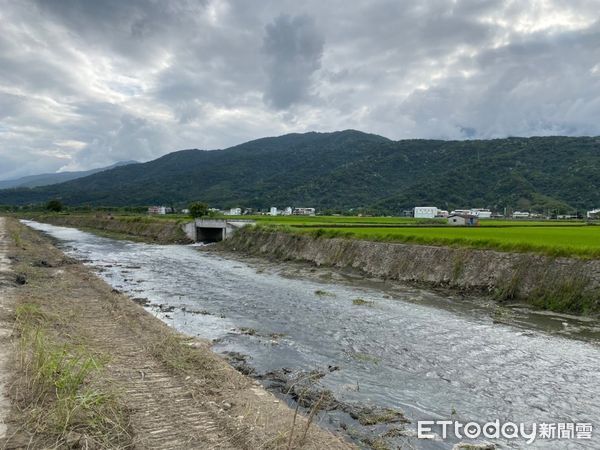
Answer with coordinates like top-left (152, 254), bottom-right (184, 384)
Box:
top-left (23, 220), bottom-right (600, 449)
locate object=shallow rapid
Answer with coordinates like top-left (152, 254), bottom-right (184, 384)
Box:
top-left (24, 221), bottom-right (600, 449)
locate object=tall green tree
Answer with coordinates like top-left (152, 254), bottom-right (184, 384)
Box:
top-left (46, 199), bottom-right (63, 212)
top-left (188, 202), bottom-right (209, 218)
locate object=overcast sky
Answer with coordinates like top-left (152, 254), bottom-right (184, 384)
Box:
top-left (1, 0), bottom-right (599, 180)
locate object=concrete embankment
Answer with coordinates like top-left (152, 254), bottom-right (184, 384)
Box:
top-left (22, 213), bottom-right (192, 244)
top-left (221, 228), bottom-right (600, 314)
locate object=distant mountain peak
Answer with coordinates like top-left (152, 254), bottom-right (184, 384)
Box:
top-left (0, 160), bottom-right (139, 189)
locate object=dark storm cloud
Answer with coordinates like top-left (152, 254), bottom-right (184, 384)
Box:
top-left (0, 0), bottom-right (599, 179)
top-left (32, 0), bottom-right (206, 62)
top-left (262, 14), bottom-right (325, 109)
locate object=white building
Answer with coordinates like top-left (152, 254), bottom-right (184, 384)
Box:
top-left (282, 207), bottom-right (293, 216)
top-left (269, 207), bottom-right (279, 216)
top-left (293, 207), bottom-right (316, 216)
top-left (148, 206), bottom-right (170, 215)
top-left (448, 208), bottom-right (492, 218)
top-left (414, 206), bottom-right (438, 219)
top-left (471, 208), bottom-right (492, 219)
top-left (435, 209), bottom-right (449, 218)
top-left (587, 209), bottom-right (600, 219)
top-left (512, 211), bottom-right (530, 219)
top-left (224, 207), bottom-right (242, 216)
top-left (450, 209), bottom-right (472, 216)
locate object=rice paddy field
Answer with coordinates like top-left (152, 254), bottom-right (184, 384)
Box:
top-left (245, 216), bottom-right (600, 258)
top-left (286, 225), bottom-right (599, 257)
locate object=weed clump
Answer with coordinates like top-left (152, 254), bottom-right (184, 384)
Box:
top-left (239, 327), bottom-right (257, 336)
top-left (314, 290), bottom-right (335, 297)
top-left (529, 277), bottom-right (598, 314)
top-left (349, 406), bottom-right (408, 426)
top-left (15, 303), bottom-right (131, 448)
top-left (352, 298), bottom-right (374, 306)
top-left (11, 230), bottom-right (22, 246)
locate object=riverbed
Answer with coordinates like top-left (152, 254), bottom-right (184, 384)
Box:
top-left (23, 220), bottom-right (600, 449)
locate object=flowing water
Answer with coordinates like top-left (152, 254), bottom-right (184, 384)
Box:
top-left (24, 221), bottom-right (600, 449)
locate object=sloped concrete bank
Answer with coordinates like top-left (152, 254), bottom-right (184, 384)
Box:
top-left (221, 229), bottom-right (600, 314)
top-left (23, 214), bottom-right (192, 244)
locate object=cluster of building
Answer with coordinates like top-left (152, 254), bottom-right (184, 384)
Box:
top-left (148, 203), bottom-right (600, 222)
top-left (413, 207), bottom-right (492, 225)
top-left (148, 205), bottom-right (317, 216)
top-left (413, 207), bottom-right (493, 219)
top-left (254, 206), bottom-right (316, 216)
top-left (414, 205), bottom-right (600, 225)
top-left (269, 206), bottom-right (316, 216)
top-left (222, 206), bottom-right (316, 216)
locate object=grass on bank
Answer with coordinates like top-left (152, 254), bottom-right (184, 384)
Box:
top-left (14, 303), bottom-right (131, 448)
top-left (492, 266), bottom-right (598, 315)
top-left (256, 224), bottom-right (600, 259)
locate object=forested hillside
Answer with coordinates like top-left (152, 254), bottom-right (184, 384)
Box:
top-left (0, 130), bottom-right (598, 214)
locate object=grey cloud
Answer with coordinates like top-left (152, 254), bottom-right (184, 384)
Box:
top-left (0, 93), bottom-right (25, 120)
top-left (31, 0), bottom-right (206, 63)
top-left (0, 153), bottom-right (67, 181)
top-left (262, 14), bottom-right (324, 109)
top-left (1, 0), bottom-right (600, 180)
top-left (373, 20), bottom-right (600, 140)
top-left (74, 114), bottom-right (173, 169)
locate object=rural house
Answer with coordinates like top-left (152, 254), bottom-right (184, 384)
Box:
top-left (447, 214), bottom-right (479, 226)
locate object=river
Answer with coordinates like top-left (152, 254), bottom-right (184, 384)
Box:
top-left (23, 220), bottom-right (600, 449)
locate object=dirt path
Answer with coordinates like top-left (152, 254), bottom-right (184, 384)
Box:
top-left (1, 217), bottom-right (353, 449)
top-left (0, 218), bottom-right (12, 440)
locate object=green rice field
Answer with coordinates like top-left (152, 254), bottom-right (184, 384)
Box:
top-left (244, 215), bottom-right (599, 257)
top-left (285, 223), bottom-right (600, 258)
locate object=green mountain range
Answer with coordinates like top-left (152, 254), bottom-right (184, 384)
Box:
top-left (1, 130), bottom-right (599, 214)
